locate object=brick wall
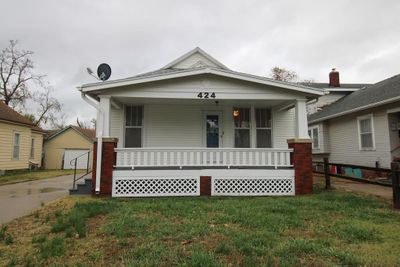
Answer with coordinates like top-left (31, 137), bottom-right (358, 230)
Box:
top-left (200, 176), bottom-right (211, 196)
top-left (92, 138), bottom-right (118, 196)
top-left (288, 139), bottom-right (313, 195)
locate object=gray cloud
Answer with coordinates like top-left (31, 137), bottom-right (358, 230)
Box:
top-left (1, 0), bottom-right (399, 125)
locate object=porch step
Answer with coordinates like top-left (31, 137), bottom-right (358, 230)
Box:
top-left (69, 176), bottom-right (92, 195)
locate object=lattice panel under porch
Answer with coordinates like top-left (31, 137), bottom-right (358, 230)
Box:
top-left (212, 177), bottom-right (294, 196)
top-left (112, 177), bottom-right (200, 197)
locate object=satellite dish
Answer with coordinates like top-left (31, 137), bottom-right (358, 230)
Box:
top-left (97, 63), bottom-right (111, 81)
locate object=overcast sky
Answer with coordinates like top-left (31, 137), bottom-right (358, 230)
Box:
top-left (1, 0), bottom-right (399, 127)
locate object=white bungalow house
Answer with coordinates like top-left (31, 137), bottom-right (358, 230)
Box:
top-left (78, 47), bottom-right (324, 197)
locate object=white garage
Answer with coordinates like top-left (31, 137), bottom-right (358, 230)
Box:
top-left (63, 149), bottom-right (90, 170)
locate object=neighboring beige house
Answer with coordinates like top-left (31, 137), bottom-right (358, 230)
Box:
top-left (0, 101), bottom-right (46, 171)
top-left (43, 126), bottom-right (95, 169)
top-left (308, 74), bottom-right (400, 168)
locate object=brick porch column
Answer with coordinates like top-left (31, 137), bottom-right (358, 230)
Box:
top-left (287, 138), bottom-right (313, 195)
top-left (92, 137), bottom-right (118, 196)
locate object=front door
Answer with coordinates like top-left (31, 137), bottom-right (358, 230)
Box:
top-left (205, 113), bottom-right (221, 148)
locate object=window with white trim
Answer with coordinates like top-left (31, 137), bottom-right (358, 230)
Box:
top-left (125, 106), bottom-right (143, 147)
top-left (255, 108), bottom-right (272, 148)
top-left (13, 132), bottom-right (20, 159)
top-left (308, 125), bottom-right (320, 149)
top-left (358, 115), bottom-right (375, 150)
top-left (233, 107), bottom-right (250, 148)
top-left (30, 138), bottom-right (35, 159)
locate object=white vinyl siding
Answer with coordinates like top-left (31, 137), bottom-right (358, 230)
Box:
top-left (110, 106), bottom-right (123, 148)
top-left (272, 108), bottom-right (295, 148)
top-left (327, 106), bottom-right (392, 168)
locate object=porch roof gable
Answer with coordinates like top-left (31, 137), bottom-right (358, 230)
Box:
top-left (79, 66), bottom-right (325, 96)
top-left (161, 47), bottom-right (230, 70)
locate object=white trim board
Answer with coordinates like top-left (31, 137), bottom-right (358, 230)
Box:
top-left (79, 67), bottom-right (324, 96)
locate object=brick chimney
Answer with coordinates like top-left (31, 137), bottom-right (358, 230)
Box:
top-left (329, 68), bottom-right (340, 87)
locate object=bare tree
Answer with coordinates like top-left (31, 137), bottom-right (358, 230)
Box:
top-left (270, 66), bottom-right (298, 82)
top-left (76, 117), bottom-right (96, 129)
top-left (76, 117), bottom-right (89, 129)
top-left (0, 40), bottom-right (43, 107)
top-left (32, 86), bottom-right (62, 126)
top-left (90, 118), bottom-right (96, 129)
top-left (0, 40), bottom-right (65, 128)
top-left (50, 113), bottom-right (67, 130)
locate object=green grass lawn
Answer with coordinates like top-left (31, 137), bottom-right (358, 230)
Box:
top-left (0, 169), bottom-right (85, 185)
top-left (1, 188), bottom-right (400, 266)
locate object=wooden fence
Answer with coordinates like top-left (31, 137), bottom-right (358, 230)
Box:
top-left (313, 158), bottom-right (400, 209)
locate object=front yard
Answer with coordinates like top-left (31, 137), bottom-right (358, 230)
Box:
top-left (1, 188), bottom-right (400, 266)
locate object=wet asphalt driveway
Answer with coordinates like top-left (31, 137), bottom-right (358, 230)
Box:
top-left (0, 175), bottom-right (75, 224)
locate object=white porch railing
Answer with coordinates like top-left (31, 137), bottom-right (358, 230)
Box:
top-left (115, 148), bottom-right (293, 169)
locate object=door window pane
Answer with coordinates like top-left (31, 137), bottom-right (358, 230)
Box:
top-left (206, 115), bottom-right (219, 148)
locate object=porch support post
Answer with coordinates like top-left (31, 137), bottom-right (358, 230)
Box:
top-left (295, 99), bottom-right (309, 139)
top-left (92, 137), bottom-right (118, 196)
top-left (288, 99), bottom-right (313, 195)
top-left (99, 95), bottom-right (111, 137)
top-left (287, 139), bottom-right (313, 195)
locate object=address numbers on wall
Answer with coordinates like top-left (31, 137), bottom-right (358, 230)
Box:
top-left (197, 92), bottom-right (216, 99)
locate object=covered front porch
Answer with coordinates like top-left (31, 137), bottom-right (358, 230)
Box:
top-left (90, 96), bottom-right (310, 197)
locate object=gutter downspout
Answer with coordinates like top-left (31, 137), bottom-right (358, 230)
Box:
top-left (80, 91), bottom-right (103, 194)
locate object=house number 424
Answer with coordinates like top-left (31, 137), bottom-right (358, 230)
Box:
top-left (197, 92), bottom-right (216, 99)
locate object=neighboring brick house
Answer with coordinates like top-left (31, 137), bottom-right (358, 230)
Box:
top-left (0, 101), bottom-right (46, 172)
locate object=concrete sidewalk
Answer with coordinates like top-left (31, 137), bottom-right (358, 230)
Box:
top-left (0, 174), bottom-right (76, 224)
